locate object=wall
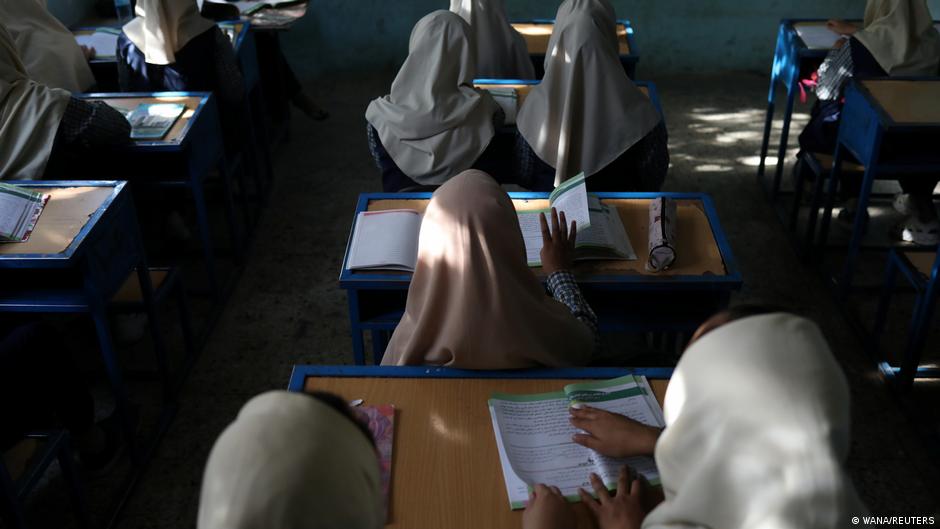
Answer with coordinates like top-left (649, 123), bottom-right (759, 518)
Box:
top-left (47, 0), bottom-right (97, 27)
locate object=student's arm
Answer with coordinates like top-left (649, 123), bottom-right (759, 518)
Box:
top-left (54, 98), bottom-right (131, 149)
top-left (212, 28), bottom-right (245, 105)
top-left (522, 484), bottom-right (576, 529)
top-left (568, 406), bottom-right (661, 458)
top-left (539, 208), bottom-right (599, 340)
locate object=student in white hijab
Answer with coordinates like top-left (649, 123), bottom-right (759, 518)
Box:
top-left (366, 11), bottom-right (503, 192)
top-left (515, 0), bottom-right (668, 192)
top-left (197, 390), bottom-right (383, 529)
top-left (800, 0), bottom-right (940, 245)
top-left (522, 309), bottom-right (869, 529)
top-left (0, 23), bottom-right (129, 180)
top-left (449, 0), bottom-right (536, 79)
top-left (0, 0), bottom-right (96, 93)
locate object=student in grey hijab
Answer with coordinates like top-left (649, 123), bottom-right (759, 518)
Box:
top-left (450, 0), bottom-right (536, 79)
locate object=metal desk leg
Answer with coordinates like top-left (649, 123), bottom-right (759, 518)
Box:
top-left (872, 252), bottom-right (899, 341)
top-left (347, 291), bottom-right (365, 365)
top-left (757, 71), bottom-right (778, 181)
top-left (837, 165), bottom-right (878, 298)
top-left (816, 145), bottom-right (845, 252)
top-left (901, 268), bottom-right (939, 390)
top-left (188, 176), bottom-right (220, 300)
top-left (135, 265), bottom-right (174, 404)
top-left (771, 72), bottom-right (798, 201)
top-left (804, 159), bottom-right (829, 255)
top-left (371, 330), bottom-right (389, 365)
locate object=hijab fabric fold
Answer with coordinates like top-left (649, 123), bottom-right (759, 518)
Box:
top-left (516, 0), bottom-right (660, 186)
top-left (854, 0), bottom-right (940, 75)
top-left (365, 11), bottom-right (498, 185)
top-left (643, 314), bottom-right (867, 529)
top-left (197, 391), bottom-right (383, 529)
top-left (382, 170), bottom-right (594, 368)
top-left (122, 0), bottom-right (215, 65)
top-left (449, 0), bottom-right (536, 79)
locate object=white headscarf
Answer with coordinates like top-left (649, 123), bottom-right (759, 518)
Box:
top-left (122, 0), bottom-right (215, 65)
top-left (449, 0), bottom-right (536, 79)
top-left (0, 22), bottom-right (70, 180)
top-left (0, 0), bottom-right (95, 92)
top-left (197, 391), bottom-right (383, 529)
top-left (516, 0), bottom-right (660, 186)
top-left (365, 10), bottom-right (498, 185)
top-left (854, 0), bottom-right (940, 75)
top-left (643, 314), bottom-right (868, 529)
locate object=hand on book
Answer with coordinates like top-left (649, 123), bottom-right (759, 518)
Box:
top-left (826, 19), bottom-right (858, 36)
top-left (522, 484), bottom-right (576, 529)
top-left (539, 207), bottom-right (577, 275)
top-left (578, 469), bottom-right (645, 529)
top-left (569, 405), bottom-right (661, 458)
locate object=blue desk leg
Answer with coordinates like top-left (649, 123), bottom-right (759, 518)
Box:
top-left (804, 158), bottom-right (830, 256)
top-left (816, 144), bottom-right (845, 254)
top-left (837, 156), bottom-right (880, 299)
top-left (771, 72), bottom-right (798, 201)
top-left (347, 291), bottom-right (365, 365)
top-left (902, 270), bottom-right (938, 389)
top-left (135, 265), bottom-right (174, 404)
top-left (757, 71), bottom-right (778, 181)
top-left (189, 175), bottom-right (220, 300)
top-left (873, 251), bottom-right (899, 342)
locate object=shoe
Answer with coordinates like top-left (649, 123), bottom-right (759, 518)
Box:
top-left (892, 193), bottom-right (915, 216)
top-left (897, 216), bottom-right (940, 245)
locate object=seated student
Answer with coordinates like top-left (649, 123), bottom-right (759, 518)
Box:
top-left (450, 0), bottom-right (536, 80)
top-left (0, 0), bottom-right (97, 92)
top-left (514, 0), bottom-right (668, 192)
top-left (381, 169), bottom-right (596, 369)
top-left (365, 11), bottom-right (505, 192)
top-left (524, 309), bottom-right (869, 529)
top-left (0, 23), bottom-right (130, 180)
top-left (197, 390), bottom-right (382, 529)
top-left (799, 0), bottom-right (940, 245)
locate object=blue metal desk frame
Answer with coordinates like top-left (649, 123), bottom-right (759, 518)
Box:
top-left (510, 18), bottom-right (639, 79)
top-left (813, 78), bottom-right (940, 298)
top-left (287, 365), bottom-right (675, 392)
top-left (339, 192), bottom-right (741, 365)
top-left (75, 91), bottom-right (241, 299)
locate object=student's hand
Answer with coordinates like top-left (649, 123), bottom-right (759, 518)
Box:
top-left (579, 469), bottom-right (645, 529)
top-left (540, 207), bottom-right (577, 275)
top-left (80, 45), bottom-right (96, 60)
top-left (826, 19), bottom-right (858, 35)
top-left (522, 484), bottom-right (576, 529)
top-left (569, 405), bottom-right (661, 458)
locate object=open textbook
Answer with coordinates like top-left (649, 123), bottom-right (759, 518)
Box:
top-left (0, 183), bottom-right (50, 243)
top-left (794, 24), bottom-right (847, 50)
top-left (346, 209), bottom-right (422, 271)
top-left (74, 28), bottom-right (120, 59)
top-left (489, 375), bottom-right (665, 509)
top-left (108, 103), bottom-right (186, 140)
top-left (202, 0), bottom-right (304, 15)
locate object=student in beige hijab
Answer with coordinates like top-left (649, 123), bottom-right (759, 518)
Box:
top-left (0, 0), bottom-right (96, 92)
top-left (382, 169), bottom-right (595, 369)
top-left (197, 391), bottom-right (383, 529)
top-left (366, 11), bottom-right (503, 192)
top-left (515, 0), bottom-right (668, 192)
top-left (523, 310), bottom-right (868, 529)
top-left (0, 23), bottom-right (129, 180)
top-left (801, 0), bottom-right (940, 245)
top-left (449, 0), bottom-right (536, 79)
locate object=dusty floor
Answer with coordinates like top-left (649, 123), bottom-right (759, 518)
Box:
top-left (16, 71), bottom-right (940, 527)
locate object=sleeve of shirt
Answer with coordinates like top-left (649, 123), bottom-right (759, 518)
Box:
top-left (546, 270), bottom-right (598, 339)
top-left (56, 97), bottom-right (131, 149)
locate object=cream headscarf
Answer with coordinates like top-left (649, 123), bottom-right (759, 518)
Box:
top-left (365, 11), bottom-right (498, 185)
top-left (449, 0), bottom-right (536, 80)
top-left (0, 0), bottom-right (95, 92)
top-left (0, 23), bottom-right (70, 180)
top-left (197, 391), bottom-right (383, 529)
top-left (122, 0), bottom-right (215, 65)
top-left (854, 0), bottom-right (940, 75)
top-left (382, 170), bottom-right (594, 369)
top-left (643, 314), bottom-right (868, 529)
top-left (516, 0), bottom-right (660, 186)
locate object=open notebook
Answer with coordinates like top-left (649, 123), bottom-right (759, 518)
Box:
top-left (74, 27), bottom-right (120, 59)
top-left (107, 103), bottom-right (186, 140)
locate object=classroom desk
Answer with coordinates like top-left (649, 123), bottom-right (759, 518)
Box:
top-left (814, 78), bottom-right (940, 298)
top-left (473, 79), bottom-right (664, 119)
top-left (72, 91), bottom-right (239, 299)
top-left (340, 193), bottom-right (741, 364)
top-left (511, 19), bottom-right (638, 79)
top-left (287, 365), bottom-right (672, 529)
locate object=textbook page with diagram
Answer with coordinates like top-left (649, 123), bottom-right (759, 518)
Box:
top-left (489, 375), bottom-right (665, 509)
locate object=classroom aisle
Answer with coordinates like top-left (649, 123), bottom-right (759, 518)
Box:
top-left (25, 72), bottom-right (938, 528)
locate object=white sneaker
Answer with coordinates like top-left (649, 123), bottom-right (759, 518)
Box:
top-left (892, 193), bottom-right (915, 216)
top-left (899, 217), bottom-right (940, 246)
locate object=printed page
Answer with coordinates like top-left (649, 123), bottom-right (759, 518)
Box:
top-left (794, 24), bottom-right (845, 50)
top-left (548, 173), bottom-right (591, 232)
top-left (128, 103), bottom-right (186, 140)
top-left (517, 211), bottom-right (545, 266)
top-left (575, 199), bottom-right (637, 260)
top-left (346, 210), bottom-right (422, 271)
top-left (489, 404), bottom-right (535, 508)
top-left (0, 185), bottom-right (44, 242)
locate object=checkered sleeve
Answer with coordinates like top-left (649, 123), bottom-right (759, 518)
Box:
top-left (546, 270), bottom-right (598, 338)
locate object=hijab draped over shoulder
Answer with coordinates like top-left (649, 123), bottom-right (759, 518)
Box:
top-left (382, 170), bottom-right (594, 369)
top-left (516, 0), bottom-right (660, 186)
top-left (854, 0), bottom-right (940, 75)
top-left (365, 11), bottom-right (498, 185)
top-left (643, 314), bottom-right (867, 529)
top-left (449, 0), bottom-right (536, 79)
top-left (0, 23), bottom-right (70, 180)
top-left (122, 0), bottom-right (215, 65)
top-left (0, 0), bottom-right (95, 92)
top-left (197, 391), bottom-right (383, 529)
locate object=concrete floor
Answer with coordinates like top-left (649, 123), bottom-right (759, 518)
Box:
top-left (18, 71), bottom-right (940, 527)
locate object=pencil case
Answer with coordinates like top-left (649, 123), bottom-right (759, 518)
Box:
top-left (646, 197), bottom-right (676, 272)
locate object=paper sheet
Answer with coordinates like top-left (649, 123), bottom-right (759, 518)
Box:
top-left (794, 24), bottom-right (846, 50)
top-left (75, 31), bottom-right (119, 58)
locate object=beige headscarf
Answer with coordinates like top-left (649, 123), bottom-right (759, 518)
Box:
top-left (854, 0), bottom-right (940, 75)
top-left (0, 0), bottom-right (95, 92)
top-left (382, 170), bottom-right (594, 369)
top-left (643, 314), bottom-right (868, 529)
top-left (365, 11), bottom-right (498, 185)
top-left (449, 0), bottom-right (536, 80)
top-left (197, 391), bottom-right (383, 529)
top-left (0, 23), bottom-right (70, 180)
top-left (516, 0), bottom-right (660, 186)
top-left (122, 0), bottom-right (215, 65)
